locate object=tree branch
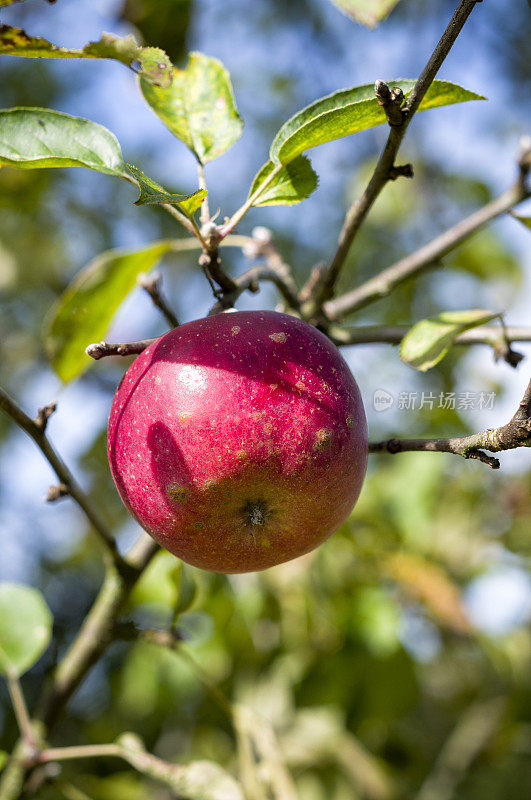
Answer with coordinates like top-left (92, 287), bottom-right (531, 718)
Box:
top-left (36, 531), bottom-right (157, 732)
top-left (86, 339), bottom-right (156, 360)
top-left (113, 624), bottom-right (234, 718)
top-left (197, 162), bottom-right (211, 228)
top-left (316, 0), bottom-right (483, 307)
top-left (199, 223), bottom-right (238, 297)
top-left (160, 201), bottom-right (199, 237)
top-left (0, 388), bottom-right (121, 566)
top-left (137, 271), bottom-right (179, 328)
top-left (209, 264), bottom-right (301, 314)
top-left (375, 81), bottom-right (406, 127)
top-left (0, 494), bottom-right (158, 800)
top-left (328, 323), bottom-right (531, 365)
top-left (220, 164), bottom-right (283, 238)
top-left (6, 675), bottom-right (38, 750)
top-left (324, 179), bottom-right (530, 320)
top-left (40, 732), bottom-right (243, 798)
top-left (369, 379), bottom-right (531, 469)
top-left (242, 227), bottom-right (300, 303)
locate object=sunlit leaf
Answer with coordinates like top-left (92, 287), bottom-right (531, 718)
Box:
top-left (140, 51), bottom-right (243, 164)
top-left (329, 0), bottom-right (402, 28)
top-left (134, 46), bottom-right (173, 87)
top-left (0, 583), bottom-right (53, 677)
top-left (399, 309), bottom-right (500, 371)
top-left (126, 163), bottom-right (206, 217)
top-left (45, 242), bottom-right (173, 382)
top-left (0, 108), bottom-right (128, 178)
top-left (248, 155), bottom-right (318, 206)
top-left (0, 27), bottom-right (173, 86)
top-left (271, 80), bottom-right (485, 165)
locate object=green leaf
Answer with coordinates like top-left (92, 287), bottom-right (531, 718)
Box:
top-left (248, 155), bottom-right (318, 206)
top-left (0, 108), bottom-right (128, 178)
top-left (45, 242), bottom-right (173, 382)
top-left (0, 751), bottom-right (7, 773)
top-left (270, 80), bottom-right (485, 165)
top-left (126, 163), bottom-right (206, 217)
top-left (0, 27), bottom-right (173, 86)
top-left (0, 583), bottom-right (53, 677)
top-left (134, 47), bottom-right (173, 88)
top-left (329, 0), bottom-right (402, 28)
top-left (140, 51), bottom-right (243, 164)
top-left (400, 310), bottom-right (500, 372)
top-left (510, 213), bottom-right (531, 231)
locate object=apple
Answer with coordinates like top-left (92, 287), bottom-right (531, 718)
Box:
top-left (108, 311), bottom-right (368, 573)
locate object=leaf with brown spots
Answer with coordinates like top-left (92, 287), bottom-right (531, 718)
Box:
top-left (0, 26), bottom-right (173, 86)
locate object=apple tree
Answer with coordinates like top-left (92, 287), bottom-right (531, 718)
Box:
top-left (0, 0), bottom-right (530, 798)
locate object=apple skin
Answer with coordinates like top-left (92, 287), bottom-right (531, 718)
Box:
top-left (107, 310), bottom-right (368, 573)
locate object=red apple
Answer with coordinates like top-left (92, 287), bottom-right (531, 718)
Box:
top-left (107, 311), bottom-right (368, 573)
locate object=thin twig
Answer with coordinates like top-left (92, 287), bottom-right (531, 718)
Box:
top-left (6, 675), bottom-right (37, 749)
top-left (242, 227), bottom-right (300, 304)
top-left (33, 403), bottom-right (56, 433)
top-left (0, 388), bottom-right (120, 566)
top-left (317, 0), bottom-right (483, 307)
top-left (369, 379), bottom-right (531, 469)
top-left (209, 265), bottom-right (301, 314)
top-left (197, 162), bottom-right (211, 228)
top-left (86, 339), bottom-right (156, 360)
top-left (220, 164), bottom-right (283, 238)
top-left (114, 624), bottom-right (234, 718)
top-left (0, 408), bottom-right (157, 798)
top-left (38, 733), bottom-right (244, 799)
top-left (299, 262), bottom-right (327, 305)
top-left (36, 545), bottom-right (154, 731)
top-left (375, 81), bottom-right (405, 127)
top-left (39, 744), bottom-right (123, 764)
top-left (137, 271), bottom-right (179, 328)
top-left (324, 179), bottom-right (530, 320)
top-left (199, 223), bottom-right (238, 296)
top-left (160, 202), bottom-right (199, 237)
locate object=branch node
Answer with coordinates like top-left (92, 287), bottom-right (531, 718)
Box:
top-left (388, 163), bottom-right (414, 180)
top-left (86, 339), bottom-right (154, 360)
top-left (34, 402), bottom-right (57, 433)
top-left (46, 483), bottom-right (69, 502)
top-left (494, 341), bottom-right (525, 368)
top-left (375, 80), bottom-right (405, 126)
top-left (85, 341), bottom-right (106, 360)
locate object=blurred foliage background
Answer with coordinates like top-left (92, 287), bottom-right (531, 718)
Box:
top-left (0, 0), bottom-right (530, 798)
